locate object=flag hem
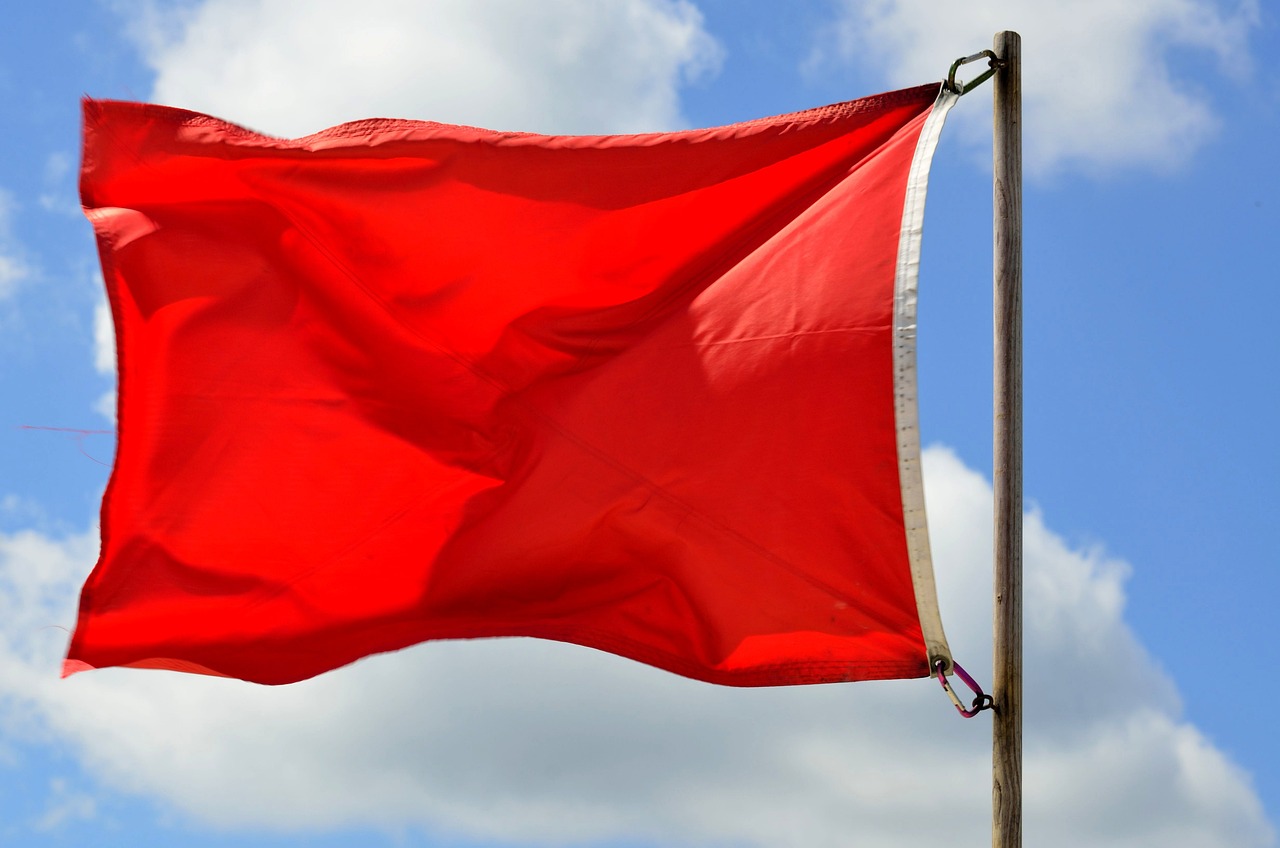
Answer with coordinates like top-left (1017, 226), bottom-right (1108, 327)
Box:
top-left (892, 85), bottom-right (958, 676)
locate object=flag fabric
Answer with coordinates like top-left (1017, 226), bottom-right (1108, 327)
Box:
top-left (68, 83), bottom-right (957, 686)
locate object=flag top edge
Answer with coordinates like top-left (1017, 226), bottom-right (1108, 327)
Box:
top-left (80, 83), bottom-right (943, 150)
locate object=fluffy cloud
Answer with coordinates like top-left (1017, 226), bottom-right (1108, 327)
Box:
top-left (125, 0), bottom-right (722, 137)
top-left (810, 0), bottom-right (1259, 177)
top-left (91, 294), bottom-right (116, 422)
top-left (92, 296), bottom-right (114, 378)
top-left (0, 188), bottom-right (30, 300)
top-left (1, 448), bottom-right (1271, 847)
top-left (32, 778), bottom-right (97, 833)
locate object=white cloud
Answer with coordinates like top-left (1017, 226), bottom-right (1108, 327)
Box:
top-left (810, 0), bottom-right (1259, 177)
top-left (90, 292), bottom-right (117, 422)
top-left (0, 448), bottom-right (1271, 847)
top-left (32, 778), bottom-right (97, 832)
top-left (39, 153), bottom-right (81, 217)
top-left (0, 188), bottom-right (30, 300)
top-left (92, 389), bottom-right (117, 424)
top-left (0, 494), bottom-right (47, 528)
top-left (92, 296), bottom-right (114, 376)
top-left (124, 0), bottom-right (723, 138)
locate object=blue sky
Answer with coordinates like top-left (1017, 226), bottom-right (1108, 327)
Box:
top-left (1, 1), bottom-right (1276, 846)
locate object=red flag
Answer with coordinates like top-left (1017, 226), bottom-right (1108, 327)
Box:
top-left (69, 83), bottom-right (957, 686)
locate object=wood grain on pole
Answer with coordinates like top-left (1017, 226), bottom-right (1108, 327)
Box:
top-left (992, 29), bottom-right (1023, 848)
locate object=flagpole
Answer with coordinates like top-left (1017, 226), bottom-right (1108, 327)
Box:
top-left (991, 29), bottom-right (1023, 848)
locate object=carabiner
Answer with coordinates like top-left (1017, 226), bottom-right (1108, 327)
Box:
top-left (945, 49), bottom-right (1003, 96)
top-left (936, 658), bottom-right (994, 718)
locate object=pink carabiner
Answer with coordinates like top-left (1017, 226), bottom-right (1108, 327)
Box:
top-left (936, 659), bottom-right (994, 718)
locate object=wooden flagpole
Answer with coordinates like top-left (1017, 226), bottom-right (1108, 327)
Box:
top-left (991, 29), bottom-right (1023, 848)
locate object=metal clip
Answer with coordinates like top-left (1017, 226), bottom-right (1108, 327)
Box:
top-left (936, 659), bottom-right (994, 718)
top-left (945, 49), bottom-right (1003, 96)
